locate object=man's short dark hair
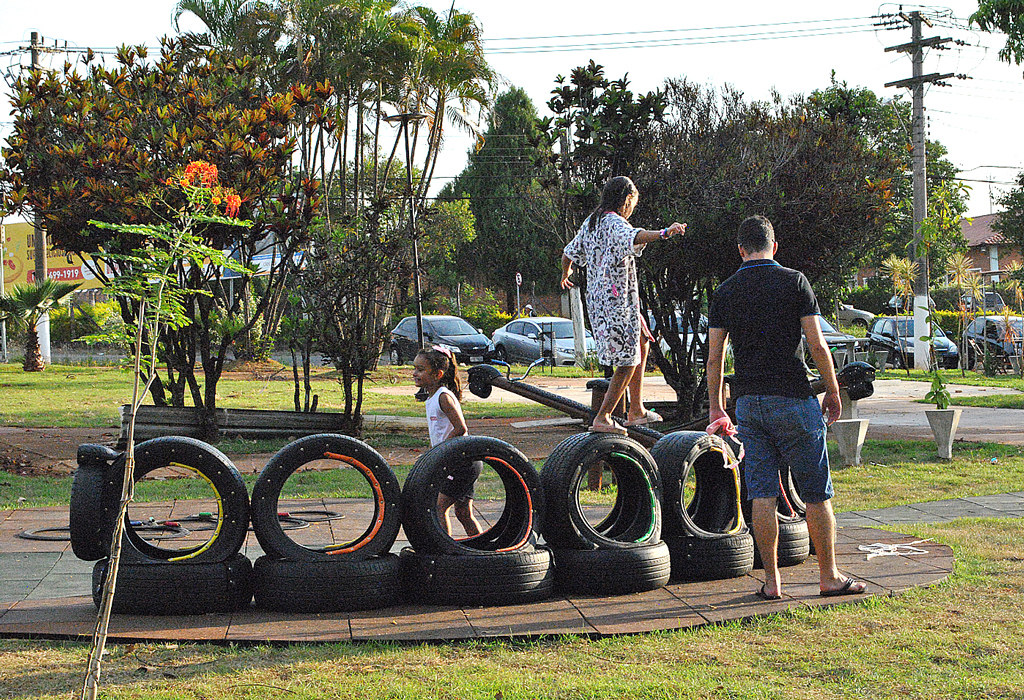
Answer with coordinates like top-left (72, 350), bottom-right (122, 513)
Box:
top-left (737, 215), bottom-right (774, 253)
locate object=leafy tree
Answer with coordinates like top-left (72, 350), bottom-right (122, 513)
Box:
top-left (538, 61), bottom-right (666, 243)
top-left (631, 79), bottom-right (897, 417)
top-left (298, 219), bottom-right (407, 434)
top-left (971, 0), bottom-right (1024, 67)
top-left (0, 279), bottom-right (80, 371)
top-left (0, 39), bottom-right (308, 433)
top-left (804, 76), bottom-right (967, 274)
top-left (419, 197), bottom-right (475, 294)
top-left (450, 87), bottom-right (559, 310)
top-left (994, 171), bottom-right (1024, 252)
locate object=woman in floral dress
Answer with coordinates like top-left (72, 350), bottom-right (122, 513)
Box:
top-left (561, 176), bottom-right (686, 434)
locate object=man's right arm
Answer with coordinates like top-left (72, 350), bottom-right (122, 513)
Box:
top-left (801, 314), bottom-right (842, 425)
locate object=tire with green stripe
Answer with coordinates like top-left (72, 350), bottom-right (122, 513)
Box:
top-left (400, 436), bottom-right (542, 556)
top-left (105, 437), bottom-right (250, 564)
top-left (551, 541), bottom-right (671, 594)
top-left (540, 432), bottom-right (662, 550)
top-left (251, 434), bottom-right (401, 562)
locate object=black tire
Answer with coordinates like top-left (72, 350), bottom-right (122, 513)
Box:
top-left (251, 434), bottom-right (401, 562)
top-left (752, 517), bottom-right (811, 569)
top-left (253, 554), bottom-right (402, 613)
top-left (540, 432), bottom-right (662, 550)
top-left (852, 318), bottom-right (868, 330)
top-left (105, 437), bottom-right (250, 564)
top-left (400, 547), bottom-right (553, 607)
top-left (664, 532), bottom-right (755, 582)
top-left (389, 345), bottom-right (402, 365)
top-left (91, 553), bottom-right (253, 615)
top-left (401, 436), bottom-right (542, 556)
top-left (70, 447), bottom-right (123, 561)
top-left (550, 542), bottom-right (671, 595)
top-left (650, 432), bottom-right (745, 541)
top-left (494, 346), bottom-right (509, 364)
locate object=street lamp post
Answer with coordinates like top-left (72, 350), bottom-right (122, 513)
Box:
top-left (383, 112), bottom-right (428, 350)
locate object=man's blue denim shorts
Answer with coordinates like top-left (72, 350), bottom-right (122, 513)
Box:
top-left (735, 394), bottom-right (834, 504)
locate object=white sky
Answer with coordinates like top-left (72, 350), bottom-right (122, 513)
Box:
top-left (1, 1), bottom-right (1022, 217)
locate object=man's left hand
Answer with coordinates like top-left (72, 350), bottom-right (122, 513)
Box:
top-left (821, 391), bottom-right (842, 426)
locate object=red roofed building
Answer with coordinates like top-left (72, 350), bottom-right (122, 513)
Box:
top-left (961, 213), bottom-right (1022, 283)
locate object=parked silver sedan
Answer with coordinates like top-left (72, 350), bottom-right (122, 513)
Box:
top-left (491, 316), bottom-right (595, 366)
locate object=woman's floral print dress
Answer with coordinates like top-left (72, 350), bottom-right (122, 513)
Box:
top-left (563, 212), bottom-right (647, 367)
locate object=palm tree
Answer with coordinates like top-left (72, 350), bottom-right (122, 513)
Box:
top-left (406, 6), bottom-right (496, 202)
top-left (881, 254), bottom-right (918, 374)
top-left (0, 280), bottom-right (80, 371)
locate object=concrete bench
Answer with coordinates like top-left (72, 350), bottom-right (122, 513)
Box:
top-left (117, 405), bottom-right (354, 447)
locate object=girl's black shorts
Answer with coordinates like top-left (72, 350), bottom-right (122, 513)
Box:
top-left (439, 459), bottom-right (483, 502)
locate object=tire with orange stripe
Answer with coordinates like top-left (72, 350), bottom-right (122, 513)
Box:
top-left (250, 434), bottom-right (401, 562)
top-left (400, 436), bottom-right (543, 556)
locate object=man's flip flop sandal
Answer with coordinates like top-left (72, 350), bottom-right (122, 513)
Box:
top-left (819, 578), bottom-right (867, 597)
top-left (755, 584), bottom-right (781, 601)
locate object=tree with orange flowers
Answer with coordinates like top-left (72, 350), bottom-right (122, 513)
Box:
top-left (0, 39), bottom-right (318, 436)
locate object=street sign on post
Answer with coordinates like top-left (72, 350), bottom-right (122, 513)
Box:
top-left (515, 272), bottom-right (522, 316)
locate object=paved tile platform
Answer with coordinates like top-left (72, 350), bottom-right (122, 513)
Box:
top-left (3, 492), bottom-right (1004, 643)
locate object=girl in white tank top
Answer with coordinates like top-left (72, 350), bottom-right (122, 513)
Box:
top-left (413, 347), bottom-right (482, 537)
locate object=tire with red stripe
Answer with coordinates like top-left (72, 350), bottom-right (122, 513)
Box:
top-left (250, 434), bottom-right (401, 562)
top-left (400, 436), bottom-right (542, 556)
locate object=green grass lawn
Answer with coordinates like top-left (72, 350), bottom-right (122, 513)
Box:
top-left (1, 518), bottom-right (1022, 698)
top-left (0, 364), bottom-right (561, 428)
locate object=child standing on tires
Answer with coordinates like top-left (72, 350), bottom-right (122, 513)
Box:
top-left (413, 347), bottom-right (483, 537)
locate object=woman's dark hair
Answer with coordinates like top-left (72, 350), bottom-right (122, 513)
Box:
top-left (416, 347), bottom-right (462, 401)
top-left (586, 176), bottom-right (637, 233)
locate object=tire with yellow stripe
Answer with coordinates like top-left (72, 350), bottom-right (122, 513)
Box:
top-left (540, 432), bottom-right (662, 550)
top-left (105, 437), bottom-right (250, 564)
top-left (400, 436), bottom-right (542, 556)
top-left (250, 434), bottom-right (401, 562)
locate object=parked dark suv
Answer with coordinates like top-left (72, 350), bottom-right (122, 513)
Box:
top-left (963, 315), bottom-right (1023, 370)
top-left (866, 316), bottom-right (959, 369)
top-left (388, 315), bottom-right (492, 365)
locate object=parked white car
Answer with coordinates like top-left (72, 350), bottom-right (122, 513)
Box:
top-left (836, 303), bottom-right (875, 329)
top-left (491, 316), bottom-right (595, 366)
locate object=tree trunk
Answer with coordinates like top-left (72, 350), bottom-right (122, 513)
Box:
top-left (23, 325), bottom-right (44, 372)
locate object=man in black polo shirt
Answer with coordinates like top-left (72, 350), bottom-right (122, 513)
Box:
top-left (706, 215), bottom-right (866, 600)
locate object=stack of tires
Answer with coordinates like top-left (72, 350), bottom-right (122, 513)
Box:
top-left (249, 434), bottom-right (404, 613)
top-left (650, 432), bottom-right (755, 582)
top-left (540, 433), bottom-right (671, 595)
top-left (71, 438), bottom-right (254, 615)
top-left (399, 436), bottom-right (552, 606)
top-left (730, 436), bottom-right (811, 569)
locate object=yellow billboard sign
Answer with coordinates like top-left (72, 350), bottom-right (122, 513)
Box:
top-left (2, 222), bottom-right (105, 294)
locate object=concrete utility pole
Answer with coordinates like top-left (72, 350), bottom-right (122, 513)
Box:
top-left (885, 11), bottom-right (953, 370)
top-left (560, 130), bottom-right (587, 360)
top-left (29, 31), bottom-right (52, 364)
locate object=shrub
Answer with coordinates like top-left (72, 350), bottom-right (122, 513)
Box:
top-left (461, 287), bottom-right (512, 336)
top-left (845, 276), bottom-right (890, 315)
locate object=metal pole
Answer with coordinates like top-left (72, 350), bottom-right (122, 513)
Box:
top-left (1, 224), bottom-right (7, 362)
top-left (29, 31), bottom-right (51, 365)
top-left (910, 12), bottom-right (930, 371)
top-left (402, 119), bottom-right (425, 349)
